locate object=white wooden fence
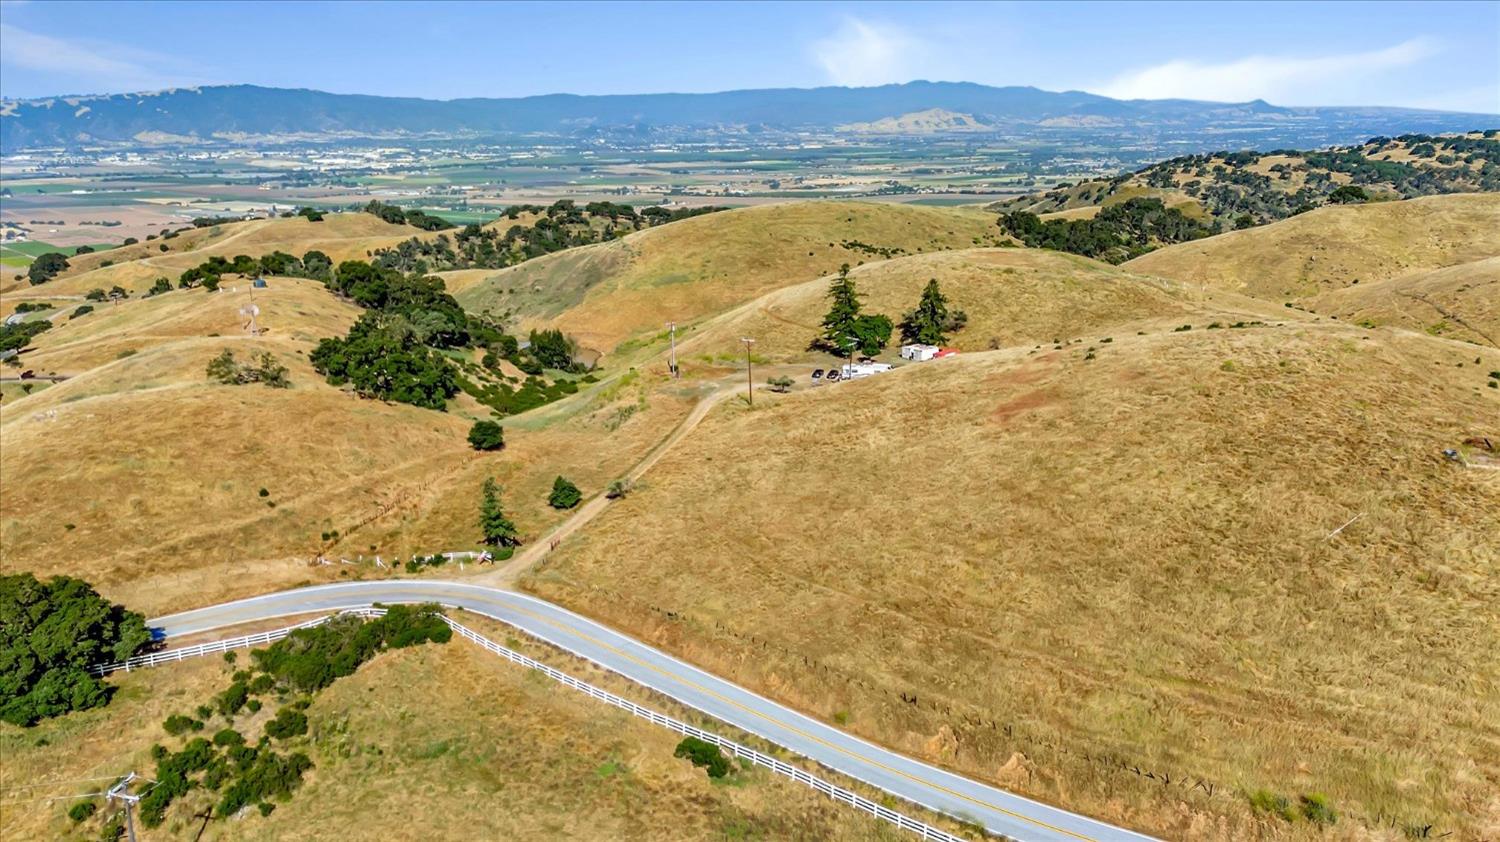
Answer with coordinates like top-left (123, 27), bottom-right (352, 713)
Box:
top-left (91, 606), bottom-right (976, 842)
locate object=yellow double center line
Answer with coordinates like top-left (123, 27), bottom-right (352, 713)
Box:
top-left (478, 594), bottom-right (1100, 842)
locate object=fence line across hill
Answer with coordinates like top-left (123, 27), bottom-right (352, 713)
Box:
top-left (91, 606), bottom-right (973, 842)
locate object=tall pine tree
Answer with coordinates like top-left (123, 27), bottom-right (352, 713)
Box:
top-left (816, 264), bottom-right (862, 353)
top-left (900, 278), bottom-right (954, 345)
top-left (479, 477), bottom-right (520, 547)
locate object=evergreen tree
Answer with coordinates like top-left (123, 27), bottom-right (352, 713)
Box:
top-left (478, 478), bottom-right (520, 547)
top-left (899, 279), bottom-right (953, 345)
top-left (816, 264), bottom-right (862, 353)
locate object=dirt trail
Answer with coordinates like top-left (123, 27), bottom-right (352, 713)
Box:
top-left (477, 382), bottom-right (730, 586)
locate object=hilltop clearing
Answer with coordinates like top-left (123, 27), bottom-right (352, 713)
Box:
top-left (993, 132), bottom-right (1500, 227)
top-left (1123, 193), bottom-right (1500, 302)
top-left (528, 325), bottom-right (1500, 840)
top-left (682, 247), bottom-right (1294, 364)
top-left (456, 201), bottom-right (1000, 355)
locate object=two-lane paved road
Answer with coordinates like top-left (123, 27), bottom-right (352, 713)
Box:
top-left (154, 581), bottom-right (1155, 842)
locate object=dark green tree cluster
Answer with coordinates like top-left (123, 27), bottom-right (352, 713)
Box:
top-left (998, 198), bottom-right (1215, 263)
top-left (26, 252), bottom-right (69, 285)
top-left (0, 319), bottom-right (52, 353)
top-left (370, 201), bottom-right (727, 274)
top-left (528, 328), bottom-right (581, 371)
top-left (296, 206), bottom-right (325, 222)
top-left (813, 264), bottom-right (894, 356)
top-left (326, 261), bottom-right (470, 346)
top-left (1328, 185), bottom-right (1369, 204)
top-left (0, 573), bottom-right (151, 726)
top-left (363, 200), bottom-right (453, 231)
top-left (177, 250), bottom-right (333, 290)
top-left (250, 605), bottom-right (451, 694)
top-left (310, 314), bottom-right (459, 410)
top-left (898, 279), bottom-right (967, 345)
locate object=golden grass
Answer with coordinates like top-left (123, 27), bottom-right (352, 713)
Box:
top-left (1124, 194), bottom-right (1500, 301)
top-left (680, 247), bottom-right (1293, 364)
top-left (458, 201), bottom-right (1002, 354)
top-left (527, 325), bottom-right (1500, 840)
top-left (0, 276), bottom-right (697, 616)
top-left (1310, 256), bottom-right (1499, 347)
top-left (0, 641), bottom-right (900, 841)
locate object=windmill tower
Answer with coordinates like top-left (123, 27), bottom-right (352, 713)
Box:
top-left (240, 279), bottom-right (262, 336)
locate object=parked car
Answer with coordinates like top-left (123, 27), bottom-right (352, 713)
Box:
top-left (811, 368), bottom-right (824, 380)
top-left (825, 369), bottom-right (841, 382)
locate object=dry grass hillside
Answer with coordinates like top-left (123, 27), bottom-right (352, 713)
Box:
top-left (528, 325), bottom-right (1500, 840)
top-left (1310, 256), bottom-right (1499, 347)
top-left (457, 201), bottom-right (1001, 354)
top-left (994, 133), bottom-right (1500, 226)
top-left (683, 247), bottom-right (1295, 363)
top-left (0, 635), bottom-right (901, 842)
top-left (0, 276), bottom-right (699, 616)
top-left (2, 213), bottom-right (429, 300)
top-left (1123, 194), bottom-right (1500, 301)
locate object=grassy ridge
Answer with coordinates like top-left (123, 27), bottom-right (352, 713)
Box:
top-left (527, 325), bottom-right (1500, 839)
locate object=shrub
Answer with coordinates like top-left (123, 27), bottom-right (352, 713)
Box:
top-left (467, 420), bottom-right (504, 451)
top-left (216, 681), bottom-right (250, 717)
top-left (767, 375), bottom-right (793, 393)
top-left (548, 476), bottom-right (582, 509)
top-left (68, 800), bottom-right (98, 822)
top-left (1300, 793), bottom-right (1337, 826)
top-left (606, 479), bottom-right (631, 499)
top-left (1247, 788), bottom-right (1296, 822)
top-left (673, 736), bottom-right (731, 778)
top-left (206, 350), bottom-right (290, 388)
top-left (213, 728), bottom-right (246, 747)
top-left (71, 305), bottom-right (94, 319)
top-left (0, 573), bottom-right (150, 726)
top-left (264, 708), bottom-right (308, 740)
top-left (163, 714), bottom-right (204, 736)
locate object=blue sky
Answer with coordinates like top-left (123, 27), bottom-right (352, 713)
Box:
top-left (1, 0), bottom-right (1496, 112)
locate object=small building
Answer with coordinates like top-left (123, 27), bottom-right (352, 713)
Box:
top-left (933, 348), bottom-right (959, 359)
top-left (900, 343), bottom-right (940, 361)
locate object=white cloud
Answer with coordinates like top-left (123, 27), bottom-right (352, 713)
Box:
top-left (810, 18), bottom-right (939, 88)
top-left (1094, 39), bottom-right (1441, 105)
top-left (0, 22), bottom-right (207, 95)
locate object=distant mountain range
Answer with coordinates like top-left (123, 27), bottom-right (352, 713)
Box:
top-left (1, 81), bottom-right (1493, 151)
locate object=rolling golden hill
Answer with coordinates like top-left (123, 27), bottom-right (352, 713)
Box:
top-left (0, 276), bottom-right (697, 616)
top-left (527, 323), bottom-right (1500, 840)
top-left (1122, 193), bottom-right (1500, 301)
top-left (1309, 256), bottom-right (1499, 347)
top-left (681, 247), bottom-right (1295, 364)
top-left (456, 201), bottom-right (1001, 355)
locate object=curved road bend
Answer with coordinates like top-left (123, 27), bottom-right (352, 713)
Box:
top-left (153, 581), bottom-right (1156, 842)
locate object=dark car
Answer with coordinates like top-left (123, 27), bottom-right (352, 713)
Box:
top-left (825, 369), bottom-right (841, 382)
top-left (811, 368), bottom-right (824, 380)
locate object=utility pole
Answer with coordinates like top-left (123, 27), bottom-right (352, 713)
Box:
top-left (740, 337), bottom-right (756, 406)
top-left (106, 773), bottom-right (141, 842)
top-left (666, 321), bottom-right (678, 379)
